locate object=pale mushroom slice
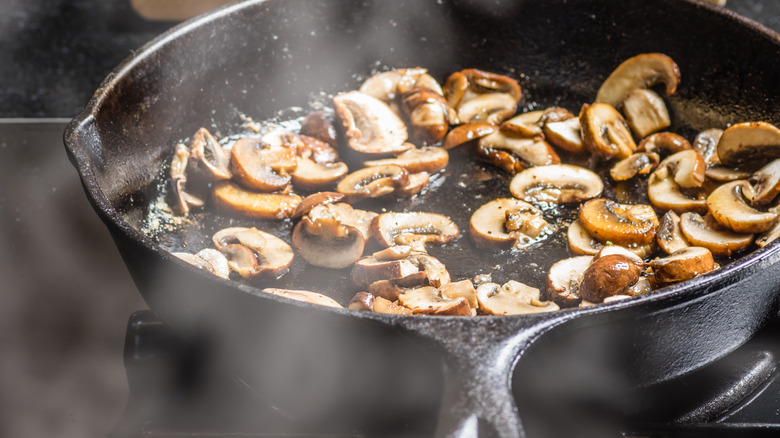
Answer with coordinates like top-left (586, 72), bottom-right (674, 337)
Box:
top-left (594, 246), bottom-right (645, 266)
top-left (567, 220), bottom-right (605, 255)
top-left (333, 91), bottom-right (411, 155)
top-left (545, 255), bottom-right (593, 308)
top-left (757, 220), bottom-right (780, 248)
top-left (595, 53), bottom-right (681, 108)
top-left (400, 86), bottom-right (450, 144)
top-left (230, 137), bottom-right (294, 192)
top-left (693, 128), bottom-right (723, 166)
top-left (580, 102), bottom-right (637, 160)
top-left (647, 161), bottom-right (708, 214)
top-left (579, 199), bottom-right (659, 246)
top-left (750, 159), bottom-right (780, 207)
top-left (371, 212), bottom-right (460, 248)
top-left (717, 121), bottom-right (780, 165)
top-left (292, 217), bottom-right (365, 269)
top-left (439, 280), bottom-right (479, 309)
top-left (637, 132), bottom-right (692, 157)
top-left (656, 211), bottom-right (690, 255)
top-left (543, 117), bottom-right (585, 154)
top-left (678, 212), bottom-right (753, 257)
top-left (213, 227), bottom-right (294, 278)
top-left (476, 281), bottom-right (559, 315)
top-left (308, 203), bottom-right (377, 241)
top-left (195, 248), bottom-right (230, 279)
top-left (396, 172), bottom-right (431, 197)
top-left (350, 256), bottom-right (420, 289)
top-left (469, 198), bottom-right (551, 250)
top-left (444, 69), bottom-right (522, 125)
top-left (291, 192), bottom-right (345, 219)
top-left (336, 164), bottom-right (410, 202)
top-left (364, 146), bottom-right (449, 174)
top-left (373, 297), bottom-right (414, 315)
top-left (398, 287), bottom-right (472, 316)
top-left (622, 89), bottom-right (671, 139)
top-left (170, 143), bottom-right (205, 215)
top-left (212, 181), bottom-right (301, 220)
top-left (359, 68), bottom-right (442, 108)
top-left (707, 180), bottom-right (779, 233)
top-left (263, 288), bottom-right (343, 309)
top-left (189, 127), bottom-right (232, 180)
top-left (579, 255), bottom-right (641, 303)
top-left (291, 158), bottom-right (349, 190)
top-left (500, 110), bottom-right (545, 138)
top-left (648, 247), bottom-right (715, 284)
top-left (442, 123), bottom-right (498, 150)
top-left (509, 164), bottom-right (604, 204)
top-left (610, 152), bottom-right (660, 181)
top-left (172, 251), bottom-right (228, 278)
top-left (705, 166), bottom-right (753, 182)
top-left (478, 131), bottom-right (561, 170)
top-left (656, 149), bottom-right (707, 188)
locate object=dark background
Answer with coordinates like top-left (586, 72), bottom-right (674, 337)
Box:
top-left (0, 1), bottom-right (779, 437)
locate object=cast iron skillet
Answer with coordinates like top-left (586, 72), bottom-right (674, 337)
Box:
top-left (65, 0), bottom-right (780, 436)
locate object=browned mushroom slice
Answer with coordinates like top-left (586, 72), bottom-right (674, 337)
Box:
top-left (707, 180), bottom-right (779, 233)
top-left (567, 220), bottom-right (605, 255)
top-left (648, 247), bottom-right (715, 284)
top-left (469, 198), bottom-right (551, 250)
top-left (220, 244), bottom-right (259, 278)
top-left (579, 254), bottom-right (641, 303)
top-left (230, 137), bottom-right (294, 192)
top-left (510, 164), bottom-right (604, 204)
top-left (717, 121), bottom-right (780, 165)
top-left (439, 280), bottom-right (478, 309)
top-left (263, 288), bottom-right (343, 309)
top-left (297, 135), bottom-right (339, 164)
top-left (212, 226), bottom-right (267, 250)
top-left (445, 69), bottom-right (522, 125)
top-left (398, 287), bottom-right (472, 316)
top-left (189, 127), bottom-right (232, 180)
top-left (623, 89), bottom-right (671, 138)
top-left (678, 212), bottom-right (753, 257)
top-left (757, 220), bottom-right (780, 248)
top-left (396, 172), bottom-right (430, 197)
top-left (406, 253), bottom-right (451, 288)
top-left (657, 211), bottom-right (690, 254)
top-left (545, 255), bottom-right (593, 308)
top-left (637, 132), bottom-right (692, 157)
top-left (543, 117), bottom-right (585, 154)
top-left (291, 158), bottom-right (348, 190)
top-left (500, 110), bottom-right (545, 138)
top-left (595, 53), bottom-right (681, 108)
top-left (540, 107), bottom-right (576, 124)
top-left (478, 131), bottom-right (560, 169)
top-left (400, 87), bottom-right (449, 144)
top-left (579, 199), bottom-right (659, 246)
top-left (213, 227), bottom-right (295, 278)
top-left (308, 203), bottom-right (377, 241)
top-left (336, 164), bottom-right (409, 201)
top-left (368, 277), bottom-right (423, 302)
top-left (647, 158), bottom-right (708, 214)
top-left (474, 144), bottom-right (526, 174)
top-left (348, 292), bottom-right (375, 311)
top-left (170, 144), bottom-right (206, 215)
top-left (693, 128), bottom-right (723, 166)
top-left (292, 217), bottom-right (365, 269)
top-left (371, 212), bottom-right (459, 248)
top-left (351, 255), bottom-right (420, 289)
top-left (300, 110), bottom-right (339, 148)
top-left (212, 181), bottom-right (301, 219)
top-left (705, 166), bottom-right (754, 182)
top-left (442, 123), bottom-right (498, 150)
top-left (291, 192), bottom-right (345, 219)
top-left (372, 297), bottom-right (414, 315)
top-left (610, 152), bottom-right (660, 181)
top-left (359, 68), bottom-right (440, 107)
top-left (580, 102), bottom-right (637, 160)
top-left (333, 91), bottom-right (411, 155)
top-left (750, 159), bottom-right (780, 207)
top-left (364, 146), bottom-right (449, 174)
top-left (657, 149), bottom-right (707, 188)
top-left (476, 281), bottom-right (559, 315)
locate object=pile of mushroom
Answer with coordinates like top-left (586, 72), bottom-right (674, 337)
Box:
top-left (167, 55), bottom-right (780, 315)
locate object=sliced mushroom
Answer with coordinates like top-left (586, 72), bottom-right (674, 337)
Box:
top-left (371, 212), bottom-right (459, 248)
top-left (398, 287), bottom-right (472, 316)
top-left (263, 288), bottom-right (343, 309)
top-left (333, 91), bottom-right (411, 156)
top-left (693, 128), bottom-right (723, 166)
top-left (469, 198), bottom-right (551, 250)
top-left (657, 211), bottom-right (690, 254)
top-left (717, 121), bottom-right (780, 165)
top-left (372, 297), bottom-right (414, 315)
top-left (396, 172), bottom-right (430, 197)
top-left (291, 157), bottom-right (348, 190)
top-left (400, 86), bottom-right (449, 144)
top-left (622, 89), bottom-right (671, 138)
top-left (406, 252), bottom-right (451, 288)
top-left (543, 117), bottom-right (585, 154)
top-left (625, 276), bottom-right (654, 297)
top-left (442, 123), bottom-right (498, 150)
top-left (336, 164), bottom-right (409, 201)
top-left (579, 198), bottom-right (659, 246)
top-left (705, 165), bottom-right (754, 182)
top-left (308, 203), bottom-right (377, 241)
top-left (757, 220), bottom-right (780, 248)
top-left (509, 164), bottom-right (604, 204)
top-left (220, 244), bottom-right (259, 278)
top-left (567, 220), bottom-right (605, 255)
top-left (213, 227), bottom-right (294, 278)
top-left (580, 102), bottom-right (637, 160)
top-left (170, 143), bottom-right (205, 215)
top-left (579, 254), bottom-right (641, 303)
top-left (212, 181), bottom-right (301, 219)
top-left (648, 247), bottom-right (715, 284)
top-left (656, 149), bottom-right (707, 188)
top-left (291, 191), bottom-right (345, 219)
top-left (545, 255), bottom-right (593, 308)
top-left (297, 135), bottom-right (339, 164)
top-left (474, 144), bottom-right (525, 174)
top-left (595, 53), bottom-right (681, 108)
top-left (500, 111), bottom-right (545, 138)
top-left (610, 152), bottom-right (660, 181)
top-left (678, 212), bottom-right (753, 256)
top-left (444, 69), bottom-right (522, 125)
top-left (707, 180), bottom-right (779, 233)
top-left (477, 131), bottom-right (560, 170)
top-left (292, 217), bottom-right (365, 269)
top-left (476, 281), bottom-right (559, 315)
top-left (189, 127), bottom-right (232, 180)
top-left (439, 280), bottom-right (478, 309)
top-left (195, 248), bottom-right (230, 279)
top-left (750, 159), bottom-right (780, 207)
top-left (351, 256), bottom-right (420, 289)
top-left (647, 156), bottom-right (708, 214)
top-left (300, 110), bottom-right (339, 148)
top-left (638, 132), bottom-right (692, 157)
top-left (348, 292), bottom-right (375, 311)
top-left (360, 68), bottom-right (440, 108)
top-left (594, 246), bottom-right (645, 266)
top-left (230, 137), bottom-right (294, 192)
top-left (364, 146), bottom-right (449, 174)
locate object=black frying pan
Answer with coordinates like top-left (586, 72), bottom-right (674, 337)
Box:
top-left (64, 0), bottom-right (780, 436)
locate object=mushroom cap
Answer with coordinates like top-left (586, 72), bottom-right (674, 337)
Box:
top-left (300, 110), bottom-right (339, 148)
top-left (442, 123), bottom-right (498, 150)
top-left (371, 212), bottom-right (459, 248)
top-left (750, 159), bottom-right (780, 207)
top-left (567, 220), bottom-right (605, 255)
top-left (693, 128), bottom-right (723, 166)
top-left (189, 127), bottom-right (232, 180)
top-left (347, 292), bottom-right (375, 312)
top-left (212, 181), bottom-right (301, 219)
top-left (500, 110), bottom-right (545, 138)
top-left (648, 247), bottom-right (715, 284)
top-left (478, 131), bottom-right (560, 168)
top-left (292, 217), bottom-right (366, 269)
top-left (350, 256), bottom-right (420, 289)
top-left (263, 288), bottom-right (343, 309)
top-left (578, 198), bottom-right (659, 246)
top-left (610, 152), bottom-right (660, 181)
top-left (509, 164), bottom-right (604, 204)
top-left (212, 227), bottom-right (294, 278)
top-left (622, 89), bottom-right (671, 139)
top-left (580, 102), bottom-right (637, 159)
top-left (717, 121), bottom-right (780, 166)
top-left (476, 281), bottom-right (559, 315)
top-left (579, 254), bottom-right (641, 303)
top-left (545, 255), bottom-right (593, 308)
top-left (707, 180), bottom-right (779, 233)
top-left (678, 212), bottom-right (753, 257)
top-left (656, 211), bottom-right (690, 255)
top-left (469, 198), bottom-right (550, 250)
top-left (333, 91), bottom-right (410, 155)
top-left (291, 191), bottom-right (346, 219)
top-left (542, 117), bottom-right (585, 154)
top-left (398, 287), bottom-right (472, 316)
top-left (364, 146), bottom-right (449, 174)
top-left (291, 158), bottom-right (348, 191)
top-left (336, 164), bottom-right (409, 201)
top-left (230, 137), bottom-right (294, 192)
top-left (595, 53), bottom-right (681, 108)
